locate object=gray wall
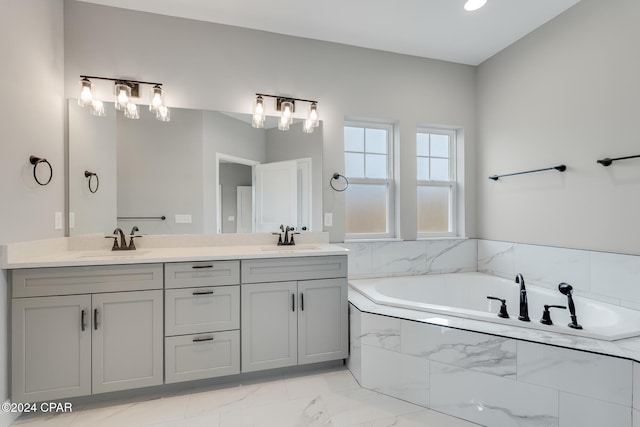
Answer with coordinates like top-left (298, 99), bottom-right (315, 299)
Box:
top-left (63, 0), bottom-right (478, 242)
top-left (0, 2), bottom-right (64, 425)
top-left (219, 163), bottom-right (252, 233)
top-left (476, 0), bottom-right (640, 255)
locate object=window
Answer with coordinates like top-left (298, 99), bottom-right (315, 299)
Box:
top-left (417, 128), bottom-right (456, 236)
top-left (344, 122), bottom-right (394, 239)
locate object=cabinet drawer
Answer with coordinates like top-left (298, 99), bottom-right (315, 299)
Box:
top-left (241, 256), bottom-right (347, 284)
top-left (165, 261), bottom-right (239, 289)
top-left (12, 264), bottom-right (163, 297)
top-left (165, 330), bottom-right (240, 384)
top-left (165, 286), bottom-right (239, 336)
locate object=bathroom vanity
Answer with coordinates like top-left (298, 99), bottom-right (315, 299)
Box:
top-left (3, 236), bottom-right (348, 403)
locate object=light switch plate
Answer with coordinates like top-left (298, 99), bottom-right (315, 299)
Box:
top-left (54, 212), bottom-right (63, 230)
top-left (175, 214), bottom-right (192, 224)
top-left (69, 212), bottom-right (75, 229)
top-left (324, 213), bottom-right (333, 227)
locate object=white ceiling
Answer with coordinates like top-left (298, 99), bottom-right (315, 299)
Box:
top-left (77, 0), bottom-right (580, 65)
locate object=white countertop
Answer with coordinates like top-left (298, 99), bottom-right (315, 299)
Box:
top-left (0, 233), bottom-right (348, 269)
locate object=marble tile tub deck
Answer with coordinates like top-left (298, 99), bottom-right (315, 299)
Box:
top-left (349, 289), bottom-right (640, 427)
top-left (11, 367), bottom-right (479, 427)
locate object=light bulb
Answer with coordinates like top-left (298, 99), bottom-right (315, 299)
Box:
top-left (78, 78), bottom-right (93, 107)
top-left (124, 102), bottom-right (139, 119)
top-left (90, 99), bottom-right (106, 117)
top-left (150, 85), bottom-right (164, 112)
top-left (278, 114), bottom-right (290, 131)
top-left (156, 105), bottom-right (170, 122)
top-left (280, 101), bottom-right (294, 127)
top-left (464, 0), bottom-right (487, 11)
top-left (252, 95), bottom-right (265, 128)
top-left (114, 83), bottom-right (131, 111)
top-left (303, 119), bottom-right (314, 134)
top-left (308, 102), bottom-right (319, 127)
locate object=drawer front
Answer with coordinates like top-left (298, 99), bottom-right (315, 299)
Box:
top-left (165, 330), bottom-right (240, 384)
top-left (165, 286), bottom-right (240, 335)
top-left (12, 264), bottom-right (163, 297)
top-left (165, 261), bottom-right (240, 289)
top-left (241, 256), bottom-right (347, 284)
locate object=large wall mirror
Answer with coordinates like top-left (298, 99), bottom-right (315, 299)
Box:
top-left (68, 100), bottom-right (323, 235)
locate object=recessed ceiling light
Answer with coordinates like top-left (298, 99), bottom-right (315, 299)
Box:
top-left (464, 0), bottom-right (487, 11)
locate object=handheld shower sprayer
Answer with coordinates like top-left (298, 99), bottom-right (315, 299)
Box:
top-left (558, 282), bottom-right (582, 330)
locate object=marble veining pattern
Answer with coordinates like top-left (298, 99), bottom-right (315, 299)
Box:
top-left (11, 368), bottom-right (478, 427)
top-left (401, 320), bottom-right (517, 378)
top-left (359, 313), bottom-right (401, 351)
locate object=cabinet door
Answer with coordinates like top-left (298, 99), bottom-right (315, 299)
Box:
top-left (241, 282), bottom-right (297, 372)
top-left (92, 290), bottom-right (163, 394)
top-left (298, 278), bottom-right (348, 365)
top-left (12, 295), bottom-right (91, 402)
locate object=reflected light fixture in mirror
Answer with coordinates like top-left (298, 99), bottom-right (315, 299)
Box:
top-left (77, 75), bottom-right (170, 121)
top-left (252, 93), bottom-right (320, 133)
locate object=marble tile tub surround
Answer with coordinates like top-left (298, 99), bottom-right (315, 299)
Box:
top-left (339, 239), bottom-right (477, 279)
top-left (349, 303), bottom-right (636, 427)
top-left (478, 239), bottom-right (640, 310)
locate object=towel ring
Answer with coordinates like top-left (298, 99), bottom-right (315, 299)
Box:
top-left (29, 156), bottom-right (53, 186)
top-left (84, 170), bottom-right (99, 193)
top-left (330, 173), bottom-right (349, 192)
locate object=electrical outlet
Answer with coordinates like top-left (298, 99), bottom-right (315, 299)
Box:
top-left (324, 213), bottom-right (333, 227)
top-left (69, 212), bottom-right (75, 229)
top-left (228, 216), bottom-right (235, 222)
top-left (54, 212), bottom-right (63, 230)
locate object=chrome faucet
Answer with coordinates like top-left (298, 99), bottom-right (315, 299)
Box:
top-left (558, 282), bottom-right (582, 329)
top-left (516, 273), bottom-right (530, 322)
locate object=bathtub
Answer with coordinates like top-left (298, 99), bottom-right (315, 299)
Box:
top-left (349, 272), bottom-right (640, 341)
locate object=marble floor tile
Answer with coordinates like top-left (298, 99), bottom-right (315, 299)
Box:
top-left (10, 368), bottom-right (479, 427)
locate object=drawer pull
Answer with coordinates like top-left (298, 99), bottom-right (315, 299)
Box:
top-left (192, 265), bottom-right (214, 269)
top-left (93, 308), bottom-right (99, 330)
top-left (192, 290), bottom-right (214, 295)
top-left (193, 336), bottom-right (214, 342)
top-left (292, 293), bottom-right (295, 312)
top-left (81, 309), bottom-right (87, 331)
top-left (300, 293), bottom-right (304, 311)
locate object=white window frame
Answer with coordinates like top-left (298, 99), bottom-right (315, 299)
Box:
top-left (344, 121), bottom-right (395, 240)
top-left (417, 127), bottom-right (457, 238)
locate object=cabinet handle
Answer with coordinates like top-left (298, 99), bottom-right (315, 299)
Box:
top-left (193, 336), bottom-right (214, 342)
top-left (94, 308), bottom-right (99, 330)
top-left (192, 265), bottom-right (214, 269)
top-left (292, 293), bottom-right (295, 311)
top-left (81, 309), bottom-right (87, 331)
top-left (192, 290), bottom-right (214, 295)
top-left (300, 293), bottom-right (304, 311)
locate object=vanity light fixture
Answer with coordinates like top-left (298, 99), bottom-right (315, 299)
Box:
top-left (464, 0), bottom-right (487, 11)
top-left (252, 93), bottom-right (320, 133)
top-left (77, 75), bottom-right (170, 121)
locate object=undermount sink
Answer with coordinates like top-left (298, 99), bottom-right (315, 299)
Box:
top-left (77, 250), bottom-right (151, 258)
top-left (260, 245), bottom-right (320, 252)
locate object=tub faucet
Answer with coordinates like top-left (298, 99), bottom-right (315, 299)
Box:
top-left (558, 282), bottom-right (583, 329)
top-left (516, 273), bottom-right (530, 322)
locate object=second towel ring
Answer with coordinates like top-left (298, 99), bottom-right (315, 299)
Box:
top-left (84, 170), bottom-right (99, 193)
top-left (330, 173), bottom-right (349, 192)
top-left (29, 155), bottom-right (53, 186)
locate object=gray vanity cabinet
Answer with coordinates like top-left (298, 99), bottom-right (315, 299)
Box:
top-left (164, 261), bottom-right (241, 383)
top-left (11, 265), bottom-right (164, 402)
top-left (241, 256), bottom-right (348, 373)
